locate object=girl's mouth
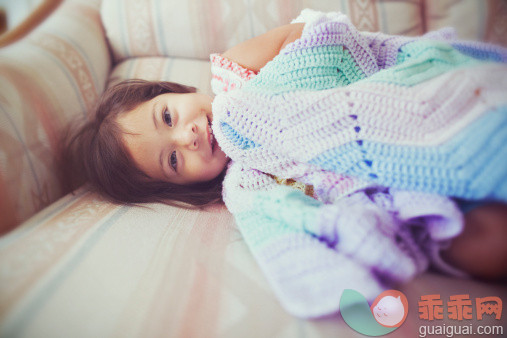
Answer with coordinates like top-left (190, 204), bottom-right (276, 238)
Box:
top-left (207, 116), bottom-right (215, 153)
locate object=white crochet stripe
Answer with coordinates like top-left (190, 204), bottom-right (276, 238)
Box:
top-left (212, 62), bottom-right (507, 169)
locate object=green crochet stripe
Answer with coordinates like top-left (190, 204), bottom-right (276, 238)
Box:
top-left (246, 45), bottom-right (366, 94)
top-left (365, 40), bottom-right (481, 86)
top-left (236, 186), bottom-right (323, 248)
top-left (247, 40), bottom-right (484, 95)
top-left (236, 211), bottom-right (300, 249)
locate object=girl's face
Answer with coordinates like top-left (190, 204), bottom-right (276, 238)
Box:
top-left (116, 92), bottom-right (228, 185)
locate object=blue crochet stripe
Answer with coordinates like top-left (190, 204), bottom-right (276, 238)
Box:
top-left (220, 121), bottom-right (259, 149)
top-left (309, 106), bottom-right (507, 201)
top-left (451, 43), bottom-right (505, 62)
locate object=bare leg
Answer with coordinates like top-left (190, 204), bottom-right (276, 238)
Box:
top-left (441, 202), bottom-right (507, 281)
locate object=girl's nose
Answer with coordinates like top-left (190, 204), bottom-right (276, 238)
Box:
top-left (177, 123), bottom-right (198, 150)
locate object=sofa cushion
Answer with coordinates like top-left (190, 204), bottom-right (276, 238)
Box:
top-left (101, 0), bottom-right (424, 62)
top-left (0, 187), bottom-right (255, 337)
top-left (108, 56), bottom-right (213, 96)
top-left (1, 187), bottom-right (506, 336)
top-left (424, 0), bottom-right (507, 46)
top-left (0, 0), bottom-right (110, 234)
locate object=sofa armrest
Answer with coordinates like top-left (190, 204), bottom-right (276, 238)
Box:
top-left (0, 0), bottom-right (64, 48)
top-left (0, 0), bottom-right (111, 234)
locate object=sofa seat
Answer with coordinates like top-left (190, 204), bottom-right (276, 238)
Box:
top-left (1, 186), bottom-right (506, 337)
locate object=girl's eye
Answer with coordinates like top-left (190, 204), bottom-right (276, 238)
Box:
top-left (163, 108), bottom-right (172, 127)
top-left (170, 151), bottom-right (177, 171)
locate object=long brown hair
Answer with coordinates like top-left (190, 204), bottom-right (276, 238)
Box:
top-left (58, 79), bottom-right (226, 207)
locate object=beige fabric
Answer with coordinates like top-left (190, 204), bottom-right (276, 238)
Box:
top-left (0, 188), bottom-right (506, 337)
top-left (425, 0), bottom-right (507, 46)
top-left (0, 0), bottom-right (110, 233)
top-left (101, 0), bottom-right (424, 62)
top-left (108, 57), bottom-right (213, 96)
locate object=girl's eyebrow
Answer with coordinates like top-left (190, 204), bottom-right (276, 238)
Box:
top-left (152, 101), bottom-right (160, 130)
top-left (159, 151), bottom-right (164, 177)
top-left (153, 101), bottom-right (167, 178)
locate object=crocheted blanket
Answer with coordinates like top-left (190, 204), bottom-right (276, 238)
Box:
top-left (211, 10), bottom-right (507, 318)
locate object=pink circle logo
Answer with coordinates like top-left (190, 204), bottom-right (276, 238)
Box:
top-left (370, 290), bottom-right (409, 328)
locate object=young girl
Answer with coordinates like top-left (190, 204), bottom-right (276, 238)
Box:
top-left (62, 10), bottom-right (507, 317)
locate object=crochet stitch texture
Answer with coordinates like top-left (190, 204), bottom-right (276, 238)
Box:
top-left (210, 10), bottom-right (507, 318)
top-left (213, 15), bottom-right (507, 200)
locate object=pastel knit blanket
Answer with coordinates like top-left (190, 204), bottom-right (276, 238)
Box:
top-left (211, 10), bottom-right (507, 318)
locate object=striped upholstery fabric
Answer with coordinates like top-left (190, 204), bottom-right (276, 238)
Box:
top-left (1, 188), bottom-right (505, 337)
top-left (0, 0), bottom-right (110, 234)
top-left (101, 0), bottom-right (425, 62)
top-left (425, 0), bottom-right (507, 46)
top-left (108, 57), bottom-right (213, 96)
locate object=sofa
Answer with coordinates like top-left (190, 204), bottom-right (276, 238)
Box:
top-left (1, 0), bottom-right (506, 337)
